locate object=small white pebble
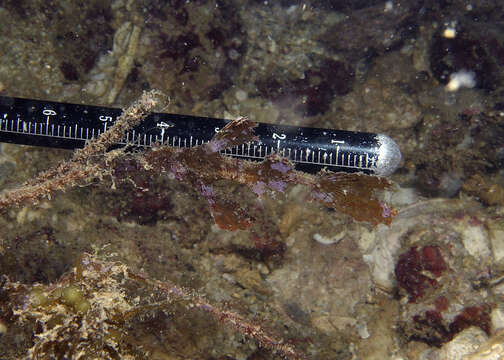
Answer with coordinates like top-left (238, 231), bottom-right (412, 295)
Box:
top-left (491, 308), bottom-right (504, 332)
top-left (446, 70), bottom-right (476, 92)
top-left (357, 322), bottom-right (370, 339)
top-left (443, 21), bottom-right (457, 39)
top-left (443, 27), bottom-right (456, 38)
top-left (313, 231), bottom-right (345, 245)
top-left (235, 89), bottom-right (248, 102)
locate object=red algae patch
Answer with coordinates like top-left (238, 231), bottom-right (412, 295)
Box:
top-left (395, 246), bottom-right (448, 303)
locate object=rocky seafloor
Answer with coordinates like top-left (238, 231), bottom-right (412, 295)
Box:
top-left (1, 0), bottom-right (504, 359)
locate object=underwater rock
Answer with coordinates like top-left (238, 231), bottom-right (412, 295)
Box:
top-left (387, 199), bottom-right (499, 347)
top-left (425, 326), bottom-right (488, 360)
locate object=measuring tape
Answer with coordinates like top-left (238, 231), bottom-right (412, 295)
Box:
top-left (0, 96), bottom-right (401, 175)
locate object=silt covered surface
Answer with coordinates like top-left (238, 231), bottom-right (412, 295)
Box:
top-left (1, 0), bottom-right (504, 359)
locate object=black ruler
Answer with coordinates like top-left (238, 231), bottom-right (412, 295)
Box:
top-left (0, 96), bottom-right (401, 175)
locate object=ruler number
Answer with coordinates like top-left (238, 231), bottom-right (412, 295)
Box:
top-left (42, 109), bottom-right (56, 116)
top-left (156, 121), bottom-right (173, 129)
top-left (99, 115), bottom-right (113, 122)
